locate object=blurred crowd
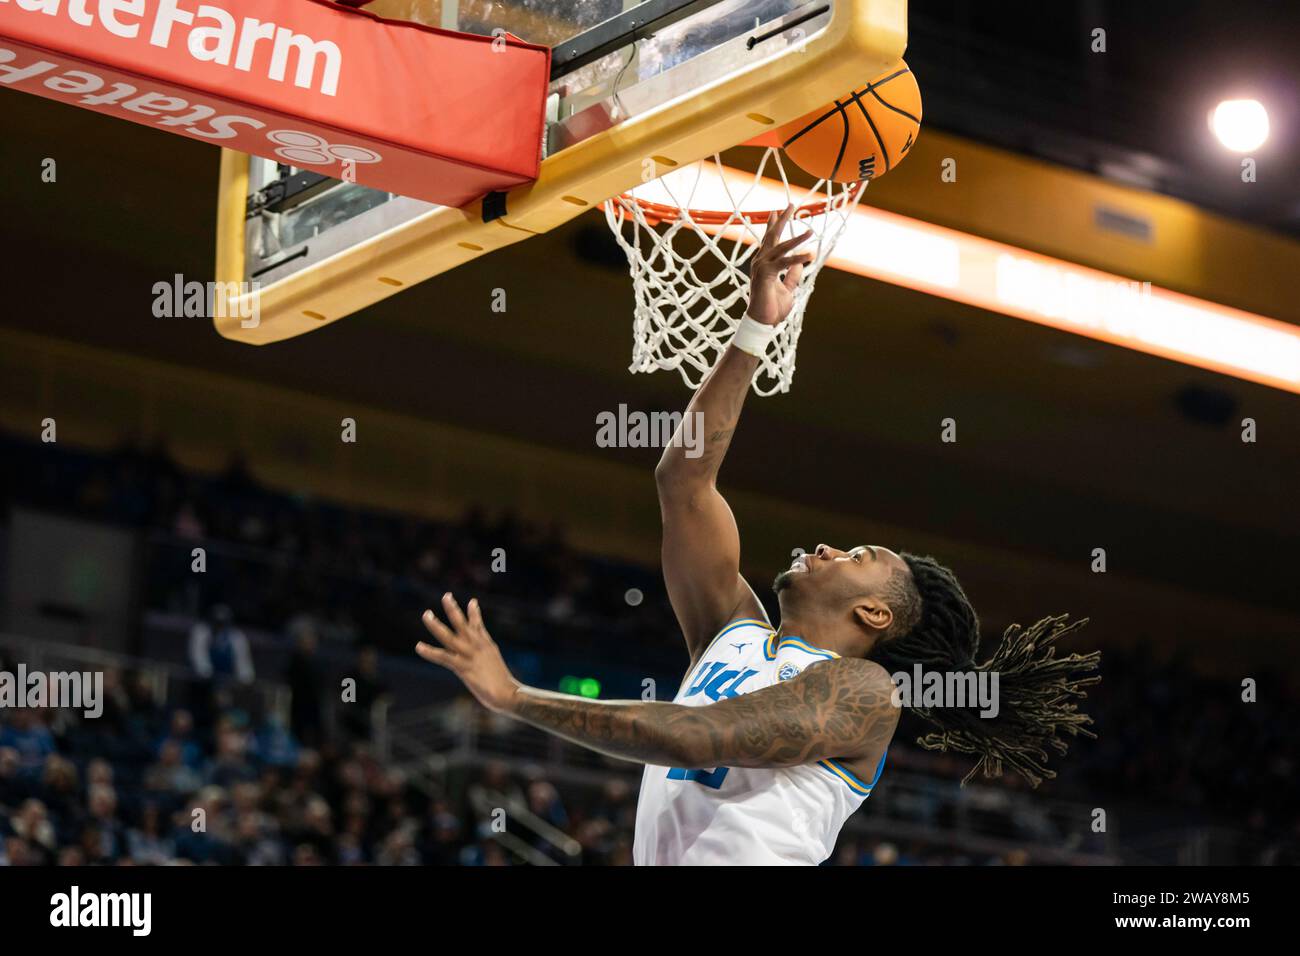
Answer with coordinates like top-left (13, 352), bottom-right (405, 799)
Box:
top-left (2, 433), bottom-right (682, 685)
top-left (0, 662), bottom-right (636, 866)
top-left (1, 432), bottom-right (1298, 865)
top-left (0, 653), bottom-right (1073, 867)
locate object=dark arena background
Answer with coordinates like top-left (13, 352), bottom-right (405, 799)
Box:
top-left (0, 0), bottom-right (1296, 937)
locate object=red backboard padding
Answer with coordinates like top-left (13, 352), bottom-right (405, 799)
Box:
top-left (0, 0), bottom-right (550, 207)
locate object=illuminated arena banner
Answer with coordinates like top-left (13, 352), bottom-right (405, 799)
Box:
top-left (0, 0), bottom-right (550, 207)
top-left (822, 206), bottom-right (1300, 395)
top-left (670, 164), bottom-right (1300, 394)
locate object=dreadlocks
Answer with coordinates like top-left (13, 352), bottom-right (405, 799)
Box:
top-left (869, 553), bottom-right (1101, 788)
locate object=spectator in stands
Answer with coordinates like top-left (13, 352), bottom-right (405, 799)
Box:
top-left (0, 747), bottom-right (22, 810)
top-left (37, 756), bottom-right (82, 842)
top-left (85, 757), bottom-right (115, 791)
top-left (172, 498), bottom-right (205, 539)
top-left (461, 841), bottom-right (510, 866)
top-left (419, 798), bottom-right (465, 866)
top-left (156, 709), bottom-right (203, 769)
top-left (291, 843), bottom-right (324, 866)
top-left (591, 779), bottom-right (636, 832)
top-left (375, 823), bottom-right (420, 866)
top-left (170, 789), bottom-right (232, 864)
top-left (2, 835), bottom-right (34, 866)
top-left (340, 645), bottom-right (388, 742)
top-left (229, 795), bottom-right (283, 866)
top-left (526, 779), bottom-right (569, 833)
top-left (10, 799), bottom-right (56, 863)
top-left (870, 841), bottom-right (900, 866)
top-left (254, 715), bottom-right (300, 770)
top-left (284, 622), bottom-right (325, 748)
top-left (144, 739), bottom-right (204, 799)
top-left (57, 846), bottom-right (86, 867)
top-left (85, 784), bottom-right (127, 862)
top-left (567, 817), bottom-right (603, 863)
top-left (121, 671), bottom-right (166, 753)
top-left (189, 603), bottom-right (255, 685)
top-left (468, 761), bottom-right (525, 816)
top-left (333, 831), bottom-right (363, 865)
top-left (206, 719), bottom-right (258, 789)
top-left (126, 803), bottom-right (174, 865)
top-left (0, 710), bottom-right (55, 769)
top-left (187, 604), bottom-right (255, 733)
top-left (287, 795), bottom-right (335, 863)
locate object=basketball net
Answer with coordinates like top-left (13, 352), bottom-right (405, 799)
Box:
top-left (604, 147), bottom-right (865, 396)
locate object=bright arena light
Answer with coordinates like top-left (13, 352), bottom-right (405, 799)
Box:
top-left (1209, 99), bottom-right (1270, 152)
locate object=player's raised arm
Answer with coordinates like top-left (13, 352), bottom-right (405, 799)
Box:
top-left (654, 205), bottom-right (814, 659)
top-left (416, 594), bottom-right (899, 770)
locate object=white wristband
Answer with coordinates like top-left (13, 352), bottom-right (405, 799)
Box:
top-left (732, 316), bottom-right (778, 358)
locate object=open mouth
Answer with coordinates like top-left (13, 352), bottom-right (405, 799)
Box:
top-left (789, 554), bottom-right (809, 572)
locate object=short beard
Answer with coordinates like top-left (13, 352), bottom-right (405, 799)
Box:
top-left (772, 570), bottom-right (796, 593)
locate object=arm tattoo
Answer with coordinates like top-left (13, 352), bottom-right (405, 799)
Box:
top-left (509, 658), bottom-right (900, 769)
top-left (699, 427), bottom-right (735, 465)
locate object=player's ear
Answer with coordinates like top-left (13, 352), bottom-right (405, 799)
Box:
top-left (853, 598), bottom-right (892, 634)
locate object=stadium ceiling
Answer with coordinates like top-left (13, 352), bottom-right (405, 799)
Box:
top-left (910, 0), bottom-right (1300, 238)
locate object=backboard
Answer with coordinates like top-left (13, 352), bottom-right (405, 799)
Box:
top-left (215, 0), bottom-right (907, 343)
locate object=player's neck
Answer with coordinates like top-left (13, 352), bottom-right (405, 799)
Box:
top-left (775, 612), bottom-right (875, 660)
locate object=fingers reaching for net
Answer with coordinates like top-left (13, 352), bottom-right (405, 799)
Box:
top-left (770, 228), bottom-right (813, 258)
top-left (755, 209), bottom-right (813, 277)
top-left (760, 205), bottom-right (796, 252)
top-left (781, 253), bottom-right (816, 290)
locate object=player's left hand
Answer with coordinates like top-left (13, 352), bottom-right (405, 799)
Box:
top-left (416, 594), bottom-right (520, 714)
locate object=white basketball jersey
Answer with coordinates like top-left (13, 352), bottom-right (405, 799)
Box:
top-left (633, 619), bottom-right (886, 866)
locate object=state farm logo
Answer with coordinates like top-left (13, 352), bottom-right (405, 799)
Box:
top-left (268, 130), bottom-right (382, 166)
top-left (0, 47), bottom-right (387, 168)
top-left (0, 0), bottom-right (343, 96)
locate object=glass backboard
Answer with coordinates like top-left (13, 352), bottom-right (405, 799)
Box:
top-left (216, 0), bottom-right (908, 341)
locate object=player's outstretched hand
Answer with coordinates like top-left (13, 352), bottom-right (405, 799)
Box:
top-left (416, 593), bottom-right (520, 714)
top-left (745, 204), bottom-right (815, 327)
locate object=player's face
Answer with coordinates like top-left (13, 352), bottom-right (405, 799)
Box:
top-left (774, 543), bottom-right (906, 605)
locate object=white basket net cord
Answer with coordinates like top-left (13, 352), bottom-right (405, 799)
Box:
top-left (604, 147), bottom-right (865, 396)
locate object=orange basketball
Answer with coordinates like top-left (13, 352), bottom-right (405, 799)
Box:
top-left (774, 61), bottom-right (922, 183)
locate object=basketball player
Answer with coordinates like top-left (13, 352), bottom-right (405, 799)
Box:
top-left (416, 206), bottom-right (1100, 865)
